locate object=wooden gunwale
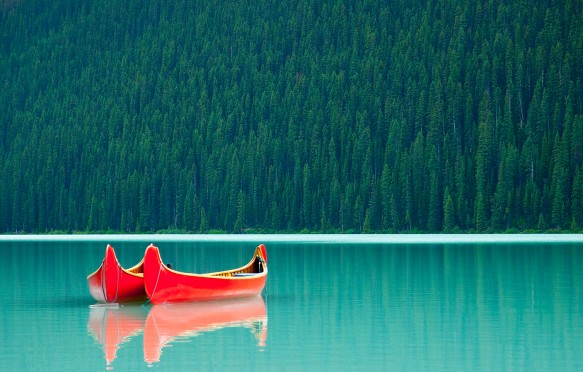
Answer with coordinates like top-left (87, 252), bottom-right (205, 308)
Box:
top-left (149, 245), bottom-right (267, 279)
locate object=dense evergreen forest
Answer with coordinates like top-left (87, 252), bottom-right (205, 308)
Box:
top-left (1, 0), bottom-right (582, 233)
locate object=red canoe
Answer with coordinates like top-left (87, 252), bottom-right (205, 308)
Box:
top-left (87, 244), bottom-right (147, 303)
top-left (143, 244), bottom-right (268, 304)
top-left (144, 296), bottom-right (268, 364)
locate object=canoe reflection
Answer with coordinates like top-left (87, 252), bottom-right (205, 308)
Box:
top-left (87, 305), bottom-right (148, 367)
top-left (144, 295), bottom-right (268, 364)
top-left (88, 296), bottom-right (268, 367)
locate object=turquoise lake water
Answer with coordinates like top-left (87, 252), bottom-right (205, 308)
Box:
top-left (0, 236), bottom-right (582, 371)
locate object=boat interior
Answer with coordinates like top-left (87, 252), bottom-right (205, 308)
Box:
top-left (126, 261), bottom-right (145, 275)
top-left (211, 255), bottom-right (266, 278)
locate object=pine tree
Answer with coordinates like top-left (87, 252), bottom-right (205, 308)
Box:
top-left (200, 207), bottom-right (209, 232)
top-left (234, 190), bottom-right (246, 233)
top-left (571, 168), bottom-right (583, 229)
top-left (443, 188), bottom-right (456, 233)
top-left (475, 92), bottom-right (494, 230)
top-left (550, 134), bottom-right (567, 228)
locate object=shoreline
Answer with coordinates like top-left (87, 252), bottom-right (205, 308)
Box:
top-left (2, 233), bottom-right (583, 244)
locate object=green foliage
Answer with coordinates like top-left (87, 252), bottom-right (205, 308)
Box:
top-left (1, 0), bottom-right (582, 233)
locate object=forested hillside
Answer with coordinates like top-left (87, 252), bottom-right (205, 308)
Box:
top-left (1, 0), bottom-right (582, 233)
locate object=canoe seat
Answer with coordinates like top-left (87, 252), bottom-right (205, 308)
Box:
top-left (233, 273), bottom-right (257, 277)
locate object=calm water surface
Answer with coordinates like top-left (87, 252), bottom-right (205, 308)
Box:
top-left (0, 236), bottom-right (581, 371)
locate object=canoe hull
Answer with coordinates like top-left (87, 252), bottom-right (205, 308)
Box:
top-left (87, 245), bottom-right (146, 303)
top-left (144, 244), bottom-right (267, 304)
